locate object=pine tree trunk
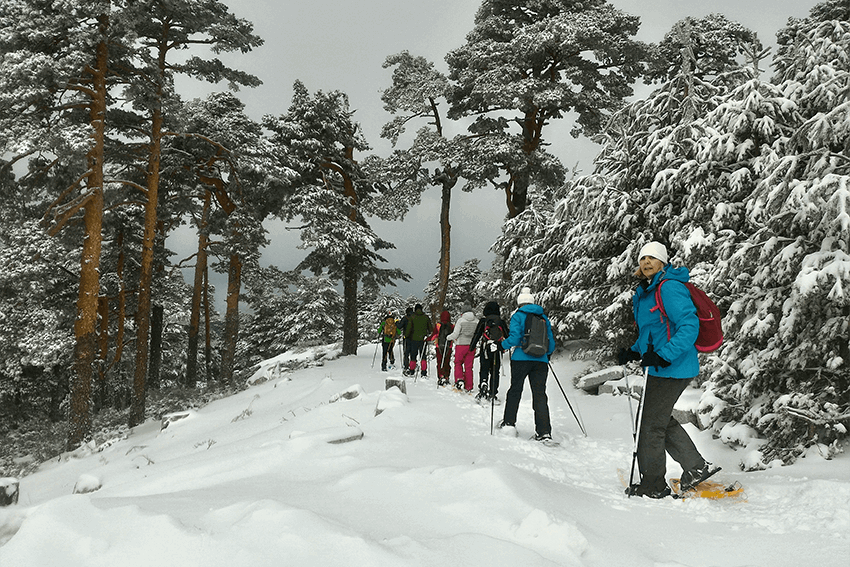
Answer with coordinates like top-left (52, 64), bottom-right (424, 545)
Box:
top-left (203, 264), bottom-right (212, 381)
top-left (507, 107), bottom-right (545, 218)
top-left (129, 102), bottom-right (163, 428)
top-left (435, 171), bottom-right (457, 315)
top-left (186, 190), bottom-right (211, 386)
top-left (342, 253), bottom-right (359, 355)
top-left (112, 230), bottom-right (126, 375)
top-left (95, 296), bottom-right (109, 412)
top-left (148, 304), bottom-right (163, 390)
top-left (67, 28), bottom-right (108, 451)
top-left (221, 253), bottom-right (242, 386)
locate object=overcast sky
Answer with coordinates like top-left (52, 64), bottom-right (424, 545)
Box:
top-left (170, 0), bottom-right (824, 309)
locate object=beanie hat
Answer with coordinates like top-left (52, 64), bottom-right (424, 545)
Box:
top-left (483, 301), bottom-right (500, 316)
top-left (638, 241), bottom-right (668, 264)
top-left (516, 287), bottom-right (534, 305)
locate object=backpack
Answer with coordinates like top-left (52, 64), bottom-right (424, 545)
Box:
top-left (521, 312), bottom-right (549, 357)
top-left (437, 322), bottom-right (453, 348)
top-left (482, 315), bottom-right (504, 343)
top-left (383, 318), bottom-right (396, 338)
top-left (653, 280), bottom-right (723, 353)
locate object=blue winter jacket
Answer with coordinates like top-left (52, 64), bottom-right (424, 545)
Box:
top-left (500, 304), bottom-right (556, 362)
top-left (631, 265), bottom-right (699, 379)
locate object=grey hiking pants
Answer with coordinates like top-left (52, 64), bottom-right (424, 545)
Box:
top-left (637, 375), bottom-right (705, 492)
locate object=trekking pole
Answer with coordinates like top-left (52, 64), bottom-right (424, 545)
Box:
top-left (627, 365), bottom-right (649, 497)
top-left (548, 363), bottom-right (587, 437)
top-left (624, 364), bottom-right (636, 439)
top-left (490, 350), bottom-right (498, 435)
top-left (371, 338), bottom-right (379, 368)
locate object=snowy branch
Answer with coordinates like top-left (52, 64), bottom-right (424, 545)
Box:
top-left (784, 406), bottom-right (850, 426)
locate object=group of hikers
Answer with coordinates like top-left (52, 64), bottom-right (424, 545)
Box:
top-left (377, 288), bottom-right (557, 443)
top-left (374, 240), bottom-right (717, 499)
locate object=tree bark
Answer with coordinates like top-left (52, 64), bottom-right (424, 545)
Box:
top-left (186, 190), bottom-right (211, 386)
top-left (95, 296), bottom-right (109, 412)
top-left (221, 253), bottom-right (242, 386)
top-left (67, 25), bottom-right (108, 451)
top-left (435, 169), bottom-right (458, 315)
top-left (507, 106), bottom-right (545, 219)
top-left (342, 253), bottom-right (358, 355)
top-left (148, 304), bottom-right (163, 390)
top-left (203, 262), bottom-right (212, 381)
top-left (340, 147), bottom-right (360, 355)
top-left (129, 92), bottom-right (163, 428)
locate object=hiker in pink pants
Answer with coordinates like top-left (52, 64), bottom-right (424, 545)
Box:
top-left (447, 306), bottom-right (478, 391)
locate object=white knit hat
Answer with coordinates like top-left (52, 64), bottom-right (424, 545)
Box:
top-left (516, 287), bottom-right (534, 305)
top-left (638, 241), bottom-right (669, 264)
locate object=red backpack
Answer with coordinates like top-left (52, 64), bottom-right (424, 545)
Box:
top-left (653, 280), bottom-right (723, 353)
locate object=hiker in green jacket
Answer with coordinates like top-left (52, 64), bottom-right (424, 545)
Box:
top-left (405, 304), bottom-right (433, 377)
top-left (378, 313), bottom-right (398, 371)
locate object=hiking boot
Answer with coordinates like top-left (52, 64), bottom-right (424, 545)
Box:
top-left (534, 432), bottom-right (552, 442)
top-left (680, 463), bottom-right (717, 489)
top-left (624, 484), bottom-right (671, 499)
top-left (497, 419), bottom-right (515, 429)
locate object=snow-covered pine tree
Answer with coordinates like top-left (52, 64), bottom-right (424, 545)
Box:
top-left (118, 0), bottom-right (263, 424)
top-left (0, 220), bottom-right (76, 427)
top-left (529, 15), bottom-right (759, 348)
top-left (423, 259), bottom-right (483, 315)
top-left (373, 51), bottom-right (467, 315)
top-left (0, 0), bottom-right (126, 449)
top-left (445, 0), bottom-right (648, 220)
top-left (703, 0), bottom-right (850, 464)
top-left (481, 192), bottom-right (554, 313)
top-left (282, 277), bottom-right (344, 349)
top-left (238, 266), bottom-right (301, 367)
top-left (263, 81), bottom-right (410, 356)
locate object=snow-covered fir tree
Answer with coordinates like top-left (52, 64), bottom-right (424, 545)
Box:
top-left (263, 81), bottom-right (409, 356)
top-left (532, 15), bottom-right (761, 347)
top-left (701, 0), bottom-right (850, 464)
top-left (0, 220), bottom-right (76, 427)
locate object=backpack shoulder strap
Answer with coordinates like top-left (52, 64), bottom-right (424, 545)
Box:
top-left (652, 279), bottom-right (672, 341)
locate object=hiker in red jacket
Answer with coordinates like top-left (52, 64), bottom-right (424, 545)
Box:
top-left (431, 310), bottom-right (454, 385)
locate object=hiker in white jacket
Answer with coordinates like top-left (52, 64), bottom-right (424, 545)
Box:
top-left (447, 306), bottom-right (478, 391)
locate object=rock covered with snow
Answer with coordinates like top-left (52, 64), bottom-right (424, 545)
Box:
top-left (0, 478), bottom-right (18, 506)
top-left (72, 474), bottom-right (101, 495)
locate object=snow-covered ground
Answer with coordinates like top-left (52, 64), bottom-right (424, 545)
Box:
top-left (1, 345), bottom-right (847, 567)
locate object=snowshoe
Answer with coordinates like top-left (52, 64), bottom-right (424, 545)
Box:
top-left (496, 420), bottom-right (518, 437)
top-left (533, 433), bottom-right (560, 447)
top-left (678, 464), bottom-right (721, 492)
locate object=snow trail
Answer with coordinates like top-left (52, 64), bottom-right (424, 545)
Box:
top-left (0, 346), bottom-right (847, 567)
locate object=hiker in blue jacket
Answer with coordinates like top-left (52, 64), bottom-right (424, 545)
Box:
top-left (498, 287), bottom-right (557, 442)
top-left (618, 241), bottom-right (712, 498)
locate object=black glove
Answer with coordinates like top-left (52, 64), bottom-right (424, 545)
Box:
top-left (618, 348), bottom-right (641, 365)
top-left (641, 350), bottom-right (671, 369)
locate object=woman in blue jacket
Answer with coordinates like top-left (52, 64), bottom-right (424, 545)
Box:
top-left (619, 241), bottom-right (712, 498)
top-left (499, 287), bottom-right (557, 442)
